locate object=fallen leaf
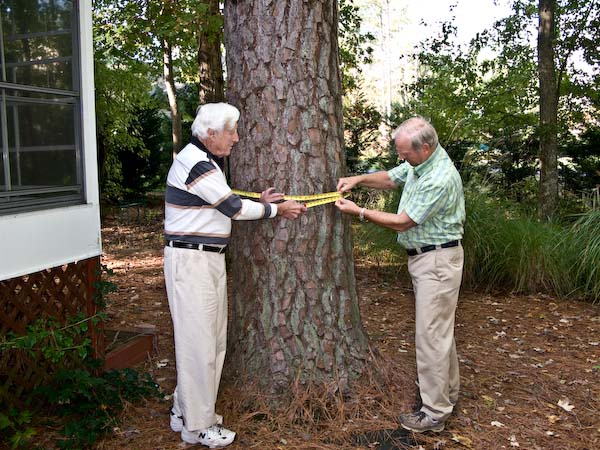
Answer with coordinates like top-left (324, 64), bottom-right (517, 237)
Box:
top-left (509, 434), bottom-right (520, 447)
top-left (557, 398), bottom-right (574, 412)
top-left (491, 421), bottom-right (505, 427)
top-left (547, 415), bottom-right (560, 424)
top-left (451, 433), bottom-right (473, 448)
top-left (481, 395), bottom-right (495, 407)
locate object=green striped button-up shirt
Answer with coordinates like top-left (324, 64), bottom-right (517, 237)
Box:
top-left (387, 145), bottom-right (465, 249)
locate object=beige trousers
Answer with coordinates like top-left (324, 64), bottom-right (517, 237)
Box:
top-left (164, 246), bottom-right (227, 431)
top-left (408, 245), bottom-right (463, 421)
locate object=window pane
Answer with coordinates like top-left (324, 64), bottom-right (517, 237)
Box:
top-left (8, 98), bottom-right (77, 189)
top-left (0, 1), bottom-right (82, 214)
top-left (0, 89), bottom-right (82, 211)
top-left (1, 0), bottom-right (75, 91)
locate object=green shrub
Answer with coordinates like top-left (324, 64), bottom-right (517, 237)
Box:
top-left (0, 409), bottom-right (36, 450)
top-left (352, 189), bottom-right (406, 273)
top-left (566, 209), bottom-right (600, 303)
top-left (35, 368), bottom-right (158, 449)
top-left (462, 190), bottom-right (574, 295)
top-left (0, 269), bottom-right (159, 449)
top-left (352, 185), bottom-right (600, 302)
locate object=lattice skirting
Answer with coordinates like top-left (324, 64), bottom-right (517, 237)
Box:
top-left (0, 256), bottom-right (103, 407)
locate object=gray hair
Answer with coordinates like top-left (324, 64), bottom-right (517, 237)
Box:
top-left (391, 116), bottom-right (439, 151)
top-left (191, 103), bottom-right (240, 139)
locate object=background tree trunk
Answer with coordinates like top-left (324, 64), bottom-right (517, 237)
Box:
top-left (538, 0), bottom-right (558, 220)
top-left (198, 0), bottom-right (225, 103)
top-left (163, 39), bottom-right (182, 157)
top-left (224, 0), bottom-right (369, 392)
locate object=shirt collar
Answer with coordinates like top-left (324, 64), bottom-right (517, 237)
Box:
top-left (414, 144), bottom-right (443, 178)
top-left (190, 135), bottom-right (225, 170)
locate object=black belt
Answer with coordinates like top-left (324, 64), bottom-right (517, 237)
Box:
top-left (166, 240), bottom-right (227, 254)
top-left (406, 240), bottom-right (460, 256)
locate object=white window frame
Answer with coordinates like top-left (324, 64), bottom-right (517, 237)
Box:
top-left (0, 0), bottom-right (85, 214)
top-left (0, 0), bottom-right (101, 282)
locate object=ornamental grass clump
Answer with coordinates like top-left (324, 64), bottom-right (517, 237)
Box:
top-left (566, 209), bottom-right (600, 303)
top-left (460, 190), bottom-right (573, 296)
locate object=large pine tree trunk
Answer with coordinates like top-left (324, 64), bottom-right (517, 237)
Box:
top-left (538, 0), bottom-right (558, 220)
top-left (224, 0), bottom-right (368, 391)
top-left (198, 0), bottom-right (225, 103)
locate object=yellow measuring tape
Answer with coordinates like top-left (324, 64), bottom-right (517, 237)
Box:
top-left (231, 189), bottom-right (349, 208)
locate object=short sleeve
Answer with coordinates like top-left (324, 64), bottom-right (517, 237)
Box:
top-left (387, 162), bottom-right (410, 185)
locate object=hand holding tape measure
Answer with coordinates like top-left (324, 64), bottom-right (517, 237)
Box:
top-left (232, 189), bottom-right (350, 208)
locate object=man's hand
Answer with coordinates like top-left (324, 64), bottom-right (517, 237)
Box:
top-left (277, 200), bottom-right (307, 219)
top-left (338, 171), bottom-right (396, 191)
top-left (335, 198), bottom-right (360, 216)
top-left (337, 175), bottom-right (363, 193)
top-left (260, 187), bottom-right (285, 203)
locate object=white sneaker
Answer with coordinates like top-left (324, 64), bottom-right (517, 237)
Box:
top-left (170, 409), bottom-right (222, 432)
top-left (181, 424), bottom-right (236, 448)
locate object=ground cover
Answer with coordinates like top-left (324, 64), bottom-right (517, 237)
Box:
top-left (96, 214), bottom-right (600, 450)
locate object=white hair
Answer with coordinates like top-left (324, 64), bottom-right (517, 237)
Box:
top-left (191, 103), bottom-right (240, 139)
top-left (391, 116), bottom-right (439, 151)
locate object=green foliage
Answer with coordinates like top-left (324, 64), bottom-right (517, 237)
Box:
top-left (352, 189), bottom-right (405, 273)
top-left (0, 409), bottom-right (36, 450)
top-left (461, 186), bottom-right (600, 302)
top-left (35, 368), bottom-right (159, 449)
top-left (338, 0), bottom-right (375, 93)
top-left (2, 314), bottom-right (101, 364)
top-left (94, 62), bottom-right (162, 202)
top-left (393, 0), bottom-right (600, 211)
top-left (1, 313), bottom-right (159, 449)
top-left (93, 0), bottom-right (203, 80)
top-left (352, 186), bottom-right (600, 303)
top-left (559, 126), bottom-right (600, 194)
top-left (0, 313), bottom-right (97, 448)
top-left (567, 209), bottom-right (600, 303)
top-left (93, 0), bottom-right (212, 202)
top-left (462, 187), bottom-right (573, 294)
top-left (94, 264), bottom-right (118, 309)
top-left (0, 268), bottom-right (158, 449)
top-left (342, 92), bottom-right (384, 174)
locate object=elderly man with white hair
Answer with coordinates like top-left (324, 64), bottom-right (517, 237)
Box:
top-left (164, 102), bottom-right (306, 447)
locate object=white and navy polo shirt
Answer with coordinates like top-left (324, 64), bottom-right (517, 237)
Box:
top-left (164, 139), bottom-right (277, 246)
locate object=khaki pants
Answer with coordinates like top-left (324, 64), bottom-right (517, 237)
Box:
top-left (408, 245), bottom-right (463, 421)
top-left (164, 246), bottom-right (227, 431)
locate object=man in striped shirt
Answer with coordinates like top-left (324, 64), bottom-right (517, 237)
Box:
top-left (336, 116), bottom-right (465, 433)
top-left (165, 103), bottom-right (305, 447)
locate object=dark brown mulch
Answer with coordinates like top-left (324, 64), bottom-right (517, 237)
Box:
top-left (94, 213), bottom-right (600, 450)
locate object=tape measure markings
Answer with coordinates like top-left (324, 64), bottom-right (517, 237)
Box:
top-left (231, 189), bottom-right (349, 208)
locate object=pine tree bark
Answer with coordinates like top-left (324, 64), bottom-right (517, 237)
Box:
top-left (538, 0), bottom-right (558, 220)
top-left (224, 0), bottom-right (369, 391)
top-left (198, 0), bottom-right (225, 103)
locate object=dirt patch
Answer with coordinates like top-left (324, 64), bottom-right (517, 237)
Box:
top-left (95, 215), bottom-right (600, 450)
